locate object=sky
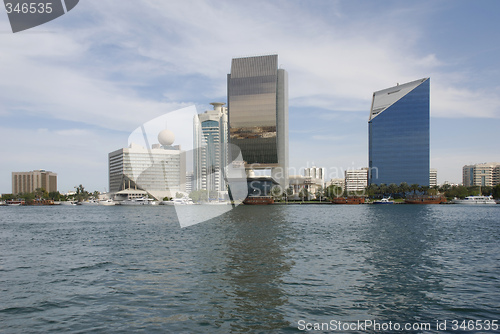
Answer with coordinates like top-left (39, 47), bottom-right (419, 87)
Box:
top-left (1, 0), bottom-right (500, 194)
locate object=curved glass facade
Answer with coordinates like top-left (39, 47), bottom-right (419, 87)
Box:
top-left (369, 78), bottom-right (430, 186)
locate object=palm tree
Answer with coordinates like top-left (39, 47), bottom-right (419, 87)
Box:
top-left (410, 183), bottom-right (420, 195)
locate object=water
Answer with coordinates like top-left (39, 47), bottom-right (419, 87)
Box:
top-left (1, 205), bottom-right (499, 333)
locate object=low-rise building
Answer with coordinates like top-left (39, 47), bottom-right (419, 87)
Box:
top-left (463, 163), bottom-right (500, 187)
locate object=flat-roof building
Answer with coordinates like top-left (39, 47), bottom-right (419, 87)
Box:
top-left (227, 54), bottom-right (289, 188)
top-left (12, 170), bottom-right (57, 194)
top-left (463, 163), bottom-right (500, 187)
top-left (109, 131), bottom-right (186, 201)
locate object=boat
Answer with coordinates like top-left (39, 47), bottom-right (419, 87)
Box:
top-left (6, 199), bottom-right (25, 206)
top-left (243, 196), bottom-right (274, 205)
top-left (161, 198), bottom-right (195, 205)
top-left (119, 197), bottom-right (157, 205)
top-left (373, 197), bottom-right (394, 204)
top-left (452, 195), bottom-right (497, 205)
top-left (98, 199), bottom-right (116, 206)
top-left (331, 197), bottom-right (365, 204)
top-left (58, 201), bottom-right (77, 206)
top-left (405, 195), bottom-right (446, 204)
top-left (27, 199), bottom-right (55, 206)
top-left (0, 201), bottom-right (6, 206)
top-left (79, 200), bottom-right (99, 206)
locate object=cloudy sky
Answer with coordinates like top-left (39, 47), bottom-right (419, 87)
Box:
top-left (1, 0), bottom-right (499, 193)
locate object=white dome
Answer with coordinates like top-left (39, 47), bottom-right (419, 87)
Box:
top-left (158, 129), bottom-right (175, 146)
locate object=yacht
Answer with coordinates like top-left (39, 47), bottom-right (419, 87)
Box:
top-left (452, 196), bottom-right (497, 205)
top-left (120, 197), bottom-right (157, 206)
top-left (98, 199), bottom-right (116, 206)
top-left (79, 200), bottom-right (99, 206)
top-left (161, 198), bottom-right (195, 205)
top-left (373, 197), bottom-right (394, 204)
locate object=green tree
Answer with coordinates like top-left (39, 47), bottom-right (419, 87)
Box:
top-left (399, 182), bottom-right (409, 195)
top-left (492, 184), bottom-right (500, 199)
top-left (388, 183), bottom-right (398, 197)
top-left (410, 184), bottom-right (420, 195)
top-left (48, 191), bottom-right (63, 201)
top-left (326, 185), bottom-right (343, 199)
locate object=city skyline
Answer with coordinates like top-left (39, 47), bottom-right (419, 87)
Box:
top-left (1, 1), bottom-right (500, 193)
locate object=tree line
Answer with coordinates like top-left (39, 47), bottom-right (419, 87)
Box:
top-left (1, 184), bottom-right (100, 202)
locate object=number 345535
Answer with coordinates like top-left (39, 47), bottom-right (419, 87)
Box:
top-left (5, 2), bottom-right (53, 14)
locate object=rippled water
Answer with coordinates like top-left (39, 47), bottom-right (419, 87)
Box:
top-left (1, 205), bottom-right (499, 333)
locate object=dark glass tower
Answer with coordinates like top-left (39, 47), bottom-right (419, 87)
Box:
top-left (227, 55), bottom-right (288, 187)
top-left (368, 78), bottom-right (430, 186)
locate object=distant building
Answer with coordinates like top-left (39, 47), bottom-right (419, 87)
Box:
top-left (429, 168), bottom-right (438, 187)
top-left (304, 166), bottom-right (325, 185)
top-left (108, 129), bottom-right (186, 201)
top-left (289, 173), bottom-right (324, 200)
top-left (369, 78), bottom-right (430, 186)
top-left (227, 54), bottom-right (289, 188)
top-left (185, 172), bottom-right (194, 194)
top-left (345, 168), bottom-right (368, 193)
top-left (193, 102), bottom-right (228, 193)
top-left (12, 170), bottom-right (57, 194)
top-left (462, 163), bottom-right (500, 187)
top-left (327, 178), bottom-right (345, 191)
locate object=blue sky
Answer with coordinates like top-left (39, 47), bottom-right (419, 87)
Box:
top-left (1, 0), bottom-right (499, 193)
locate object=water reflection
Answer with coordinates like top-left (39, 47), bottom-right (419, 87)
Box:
top-left (361, 205), bottom-right (444, 323)
top-left (195, 205), bottom-right (293, 332)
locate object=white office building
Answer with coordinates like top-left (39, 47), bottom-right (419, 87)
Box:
top-left (109, 129), bottom-right (186, 201)
top-left (345, 168), bottom-right (368, 193)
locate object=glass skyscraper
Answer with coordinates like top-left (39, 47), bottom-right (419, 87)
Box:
top-left (227, 54), bottom-right (289, 187)
top-left (368, 78), bottom-right (430, 186)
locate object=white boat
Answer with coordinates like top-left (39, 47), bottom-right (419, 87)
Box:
top-left (98, 199), bottom-right (116, 206)
top-left (373, 197), bottom-right (394, 204)
top-left (161, 198), bottom-right (195, 205)
top-left (452, 195), bottom-right (497, 205)
top-left (58, 201), bottom-right (77, 206)
top-left (120, 197), bottom-right (157, 206)
top-left (79, 200), bottom-right (99, 206)
top-left (0, 201), bottom-right (6, 206)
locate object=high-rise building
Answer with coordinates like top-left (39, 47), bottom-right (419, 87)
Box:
top-left (462, 163), bottom-right (500, 187)
top-left (12, 169), bottom-right (57, 194)
top-left (109, 130), bottom-right (186, 200)
top-left (429, 168), bottom-right (438, 187)
top-left (345, 168), bottom-right (368, 193)
top-left (368, 78), bottom-right (430, 186)
top-left (227, 54), bottom-right (289, 188)
top-left (193, 102), bottom-right (228, 193)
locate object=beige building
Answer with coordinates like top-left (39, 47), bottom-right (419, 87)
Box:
top-left (12, 170), bottom-right (57, 194)
top-left (463, 163), bottom-right (500, 187)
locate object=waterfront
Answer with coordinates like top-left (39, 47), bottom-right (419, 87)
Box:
top-left (1, 205), bottom-right (499, 333)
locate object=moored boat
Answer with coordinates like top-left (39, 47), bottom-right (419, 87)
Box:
top-left (331, 197), bottom-right (365, 204)
top-left (98, 199), bottom-right (116, 206)
top-left (373, 198), bottom-right (394, 204)
top-left (452, 195), bottom-right (497, 205)
top-left (119, 197), bottom-right (157, 205)
top-left (6, 199), bottom-right (26, 206)
top-left (161, 198), bottom-right (195, 205)
top-left (405, 195), bottom-right (446, 204)
top-left (243, 196), bottom-right (274, 205)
